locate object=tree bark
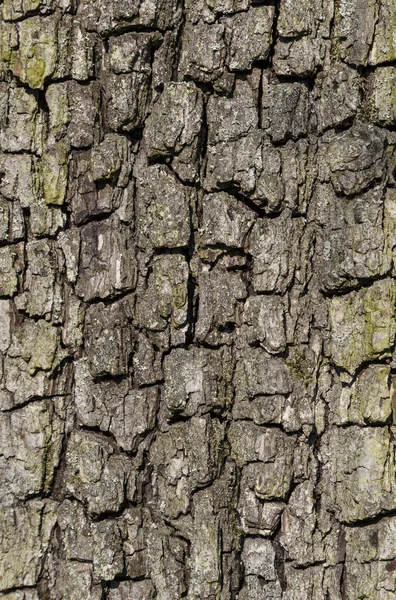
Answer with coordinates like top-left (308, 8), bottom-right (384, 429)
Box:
top-left (1, 0), bottom-right (396, 598)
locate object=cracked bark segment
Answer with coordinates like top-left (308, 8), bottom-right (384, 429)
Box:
top-left (149, 417), bottom-right (225, 518)
top-left (185, 0), bottom-right (249, 23)
top-left (205, 77), bottom-right (300, 208)
top-left (56, 499), bottom-right (94, 562)
top-left (273, 34), bottom-right (328, 80)
top-left (0, 84), bottom-right (43, 154)
top-left (334, 0), bottom-right (377, 66)
top-left (92, 520), bottom-right (125, 582)
top-left (311, 64), bottom-right (361, 133)
top-left (249, 212), bottom-right (303, 293)
top-left (280, 139), bottom-right (314, 215)
top-left (0, 244), bottom-right (23, 297)
top-left (332, 364), bottom-right (394, 426)
top-left (1, 0), bottom-right (57, 21)
top-left (84, 300), bottom-right (132, 378)
top-left (282, 564), bottom-right (342, 600)
top-left (57, 230), bottom-right (80, 286)
top-left (151, 30), bottom-right (178, 102)
top-left (0, 397), bottom-right (66, 503)
top-left (14, 239), bottom-right (58, 317)
top-left (241, 295), bottom-right (287, 354)
top-left (108, 580), bottom-right (156, 600)
top-left (185, 0), bottom-right (249, 22)
top-left (74, 359), bottom-right (158, 452)
top-left (55, 16), bottom-right (95, 82)
top-left (0, 15), bottom-right (93, 87)
top-left (322, 425), bottom-right (396, 523)
top-left (195, 264), bottom-right (247, 345)
top-left (145, 522), bottom-right (188, 599)
top-left (30, 200), bottom-right (65, 238)
top-left (0, 197), bottom-right (25, 243)
top-left (207, 78), bottom-right (259, 145)
top-left (76, 217), bottom-right (136, 302)
top-left (345, 515), bottom-right (396, 592)
top-left (77, 0), bottom-right (182, 34)
top-left (311, 183), bottom-right (391, 292)
top-left (230, 421), bottom-right (295, 500)
top-left (241, 452), bottom-right (295, 504)
top-left (366, 67), bottom-right (396, 127)
top-left (207, 122), bottom-right (313, 212)
top-left (144, 81), bottom-right (203, 183)
top-left (204, 130), bottom-right (262, 197)
top-left (68, 152), bottom-right (133, 227)
top-left (90, 134), bottom-right (131, 187)
top-left (344, 560), bottom-right (396, 598)
top-left (0, 154), bottom-right (65, 233)
top-left (199, 191), bottom-right (255, 249)
top-left (0, 16), bottom-right (58, 89)
top-left (329, 279), bottom-right (396, 374)
top-left (234, 346), bottom-right (293, 400)
top-left (64, 429), bottom-right (135, 515)
top-left (0, 500), bottom-right (57, 591)
top-left (39, 141), bottom-right (69, 207)
top-left (135, 253), bottom-right (189, 345)
top-left (224, 5), bottom-right (275, 72)
top-left (238, 486), bottom-right (285, 537)
top-left (178, 21), bottom-right (233, 93)
top-left (46, 81), bottom-right (100, 148)
top-left (279, 479), bottom-right (321, 567)
top-left (274, 0), bottom-right (333, 77)
top-left (0, 591), bottom-right (40, 600)
top-left (369, 0), bottom-right (396, 65)
top-left (261, 75), bottom-right (309, 143)
top-left (1, 313), bottom-right (66, 398)
top-left (1, 353), bottom-right (71, 410)
top-left (233, 392), bottom-right (286, 427)
top-left (0, 299), bottom-right (11, 353)
top-left (107, 32), bottom-right (156, 75)
top-left (233, 346), bottom-right (301, 428)
top-left (8, 0), bottom-right (74, 19)
top-left (241, 537), bottom-right (276, 579)
top-left (205, 132), bottom-right (309, 213)
top-left (47, 561), bottom-right (102, 600)
top-left (0, 153), bottom-right (36, 207)
top-left (163, 346), bottom-right (233, 417)
top-left (104, 33), bottom-right (155, 134)
top-left (385, 188), bottom-right (396, 276)
top-left (320, 121), bottom-right (386, 197)
top-left (54, 503), bottom-right (140, 592)
top-left (135, 162), bottom-right (193, 249)
top-left (188, 489), bottom-right (222, 599)
top-left (239, 576), bottom-right (282, 600)
top-left (132, 331), bottom-right (163, 387)
top-left (120, 508), bottom-right (148, 580)
top-left (8, 318), bottom-right (59, 374)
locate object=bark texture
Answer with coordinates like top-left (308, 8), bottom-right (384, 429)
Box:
top-left (1, 0), bottom-right (396, 598)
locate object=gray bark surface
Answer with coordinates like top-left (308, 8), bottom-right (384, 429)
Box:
top-left (1, 0), bottom-right (396, 597)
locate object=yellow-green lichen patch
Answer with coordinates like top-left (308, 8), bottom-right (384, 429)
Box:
top-left (8, 318), bottom-right (59, 374)
top-left (329, 279), bottom-right (396, 374)
top-left (1, 16), bottom-right (58, 89)
top-left (335, 364), bottom-right (393, 425)
top-left (40, 142), bottom-right (69, 206)
top-left (2, 0), bottom-right (51, 22)
top-left (0, 501), bottom-right (57, 591)
top-left (323, 425), bottom-right (396, 523)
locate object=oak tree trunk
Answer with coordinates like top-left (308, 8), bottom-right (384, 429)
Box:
top-left (1, 0), bottom-right (396, 598)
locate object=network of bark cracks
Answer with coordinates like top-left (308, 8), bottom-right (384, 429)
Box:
top-left (1, 0), bottom-right (396, 598)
